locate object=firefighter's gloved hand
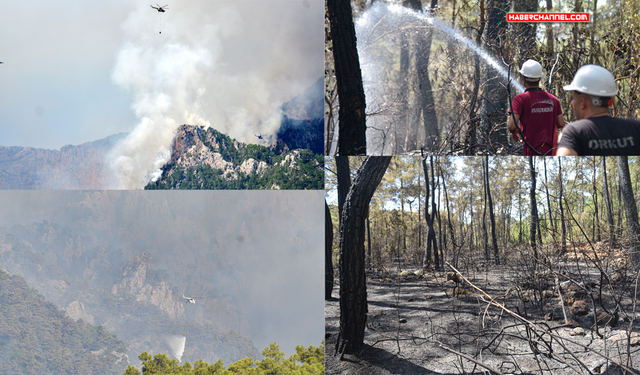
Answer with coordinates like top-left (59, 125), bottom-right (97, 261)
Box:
top-left (512, 132), bottom-right (520, 142)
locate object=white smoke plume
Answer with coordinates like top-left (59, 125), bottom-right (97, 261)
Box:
top-left (106, 0), bottom-right (322, 189)
top-left (165, 334), bottom-right (187, 362)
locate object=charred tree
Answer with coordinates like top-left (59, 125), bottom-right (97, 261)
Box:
top-left (439, 161), bottom-right (457, 255)
top-left (559, 158), bottom-right (567, 254)
top-left (421, 154), bottom-right (439, 270)
top-left (336, 156), bottom-right (351, 226)
top-left (416, 0), bottom-right (440, 150)
top-left (326, 200), bottom-right (334, 300)
top-left (401, 0), bottom-right (422, 152)
top-left (593, 158), bottom-right (601, 242)
top-left (617, 156), bottom-right (640, 264)
top-left (430, 156), bottom-right (441, 269)
top-left (485, 156), bottom-right (500, 265)
top-left (338, 156), bottom-right (391, 353)
top-left (529, 156), bottom-right (539, 259)
top-left (482, 159), bottom-right (489, 261)
top-left (543, 157), bottom-right (556, 234)
top-left (479, 0), bottom-right (510, 150)
top-left (328, 0), bottom-right (367, 155)
top-left (602, 156), bottom-right (616, 248)
top-left (513, 0), bottom-right (537, 61)
top-left (463, 0), bottom-right (484, 152)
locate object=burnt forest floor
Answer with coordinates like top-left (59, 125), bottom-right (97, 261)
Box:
top-left (325, 249), bottom-right (640, 375)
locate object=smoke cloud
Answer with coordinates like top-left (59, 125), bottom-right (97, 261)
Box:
top-left (106, 0), bottom-right (323, 189)
top-left (165, 334), bottom-right (187, 361)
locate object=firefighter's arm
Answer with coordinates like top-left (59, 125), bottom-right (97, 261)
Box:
top-left (557, 114), bottom-right (566, 129)
top-left (508, 112), bottom-right (521, 142)
top-left (556, 146), bottom-right (578, 156)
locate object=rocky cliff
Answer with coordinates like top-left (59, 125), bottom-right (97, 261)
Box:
top-left (111, 252), bottom-right (185, 319)
top-left (146, 125), bottom-right (323, 190)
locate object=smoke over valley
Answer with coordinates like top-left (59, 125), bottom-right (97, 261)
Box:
top-left (0, 190), bottom-right (324, 366)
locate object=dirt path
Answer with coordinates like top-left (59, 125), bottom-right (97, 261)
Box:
top-left (325, 264), bottom-right (640, 375)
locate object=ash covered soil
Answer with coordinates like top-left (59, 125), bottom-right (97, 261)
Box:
top-left (325, 259), bottom-right (640, 375)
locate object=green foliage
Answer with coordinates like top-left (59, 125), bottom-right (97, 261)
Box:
top-left (145, 145), bottom-right (323, 190)
top-left (0, 270), bottom-right (128, 375)
top-left (126, 341), bottom-right (324, 375)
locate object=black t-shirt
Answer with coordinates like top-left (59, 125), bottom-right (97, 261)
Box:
top-left (558, 116), bottom-right (640, 155)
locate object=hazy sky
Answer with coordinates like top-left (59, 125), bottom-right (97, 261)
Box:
top-left (0, 0), bottom-right (324, 150)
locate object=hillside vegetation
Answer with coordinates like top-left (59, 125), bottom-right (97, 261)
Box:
top-left (145, 126), bottom-right (323, 190)
top-left (0, 270), bottom-right (128, 375)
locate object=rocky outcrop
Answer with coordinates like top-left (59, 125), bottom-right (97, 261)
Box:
top-left (170, 126), bottom-right (237, 177)
top-left (239, 158), bottom-right (268, 176)
top-left (66, 300), bottom-right (95, 325)
top-left (111, 252), bottom-right (184, 319)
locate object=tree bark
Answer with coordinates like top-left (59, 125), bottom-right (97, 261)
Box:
top-left (602, 156), bottom-right (615, 248)
top-left (513, 0), bottom-right (537, 61)
top-left (339, 156), bottom-right (391, 353)
top-left (430, 156), bottom-right (441, 270)
top-left (336, 156), bottom-right (351, 227)
top-left (417, 0), bottom-right (440, 150)
top-left (479, 0), bottom-right (509, 150)
top-left (421, 154), bottom-right (439, 270)
top-left (593, 158), bottom-right (601, 242)
top-left (543, 157), bottom-right (556, 234)
top-left (617, 156), bottom-right (640, 264)
top-left (328, 0), bottom-right (367, 155)
top-left (559, 158), bottom-right (566, 254)
top-left (482, 158), bottom-right (489, 261)
top-left (529, 156), bottom-right (539, 259)
top-left (486, 156), bottom-right (500, 265)
top-left (326, 200), bottom-right (334, 300)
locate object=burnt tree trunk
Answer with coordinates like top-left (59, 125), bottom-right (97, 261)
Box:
top-left (464, 0), bottom-right (484, 152)
top-left (417, 0), bottom-right (440, 150)
top-left (336, 156), bottom-right (351, 227)
top-left (328, 0), bottom-right (367, 155)
top-left (402, 0), bottom-right (422, 152)
top-left (543, 157), bottom-right (556, 234)
top-left (482, 159), bottom-right (489, 261)
top-left (430, 156), bottom-right (441, 270)
top-left (617, 156), bottom-right (640, 264)
top-left (602, 156), bottom-right (616, 248)
top-left (593, 159), bottom-right (601, 241)
top-left (366, 206), bottom-right (372, 269)
top-left (485, 156), bottom-right (500, 265)
top-left (559, 158), bottom-right (566, 254)
top-left (326, 200), bottom-right (334, 300)
top-left (529, 156), bottom-right (539, 259)
top-left (513, 0), bottom-right (537, 61)
top-left (421, 154), bottom-right (439, 270)
top-left (479, 0), bottom-right (510, 150)
top-left (338, 156), bottom-right (391, 353)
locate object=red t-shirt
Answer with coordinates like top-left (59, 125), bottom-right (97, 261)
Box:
top-left (510, 89), bottom-right (563, 156)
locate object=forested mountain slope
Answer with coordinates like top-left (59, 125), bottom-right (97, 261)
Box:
top-left (0, 270), bottom-right (128, 375)
top-left (145, 125), bottom-right (323, 190)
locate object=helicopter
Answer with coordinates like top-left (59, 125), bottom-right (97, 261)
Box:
top-left (255, 134), bottom-right (264, 140)
top-left (151, 4), bottom-right (168, 12)
top-left (183, 294), bottom-right (202, 304)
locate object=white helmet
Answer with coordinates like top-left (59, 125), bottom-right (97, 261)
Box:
top-left (519, 60), bottom-right (543, 79)
top-left (563, 64), bottom-right (617, 96)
